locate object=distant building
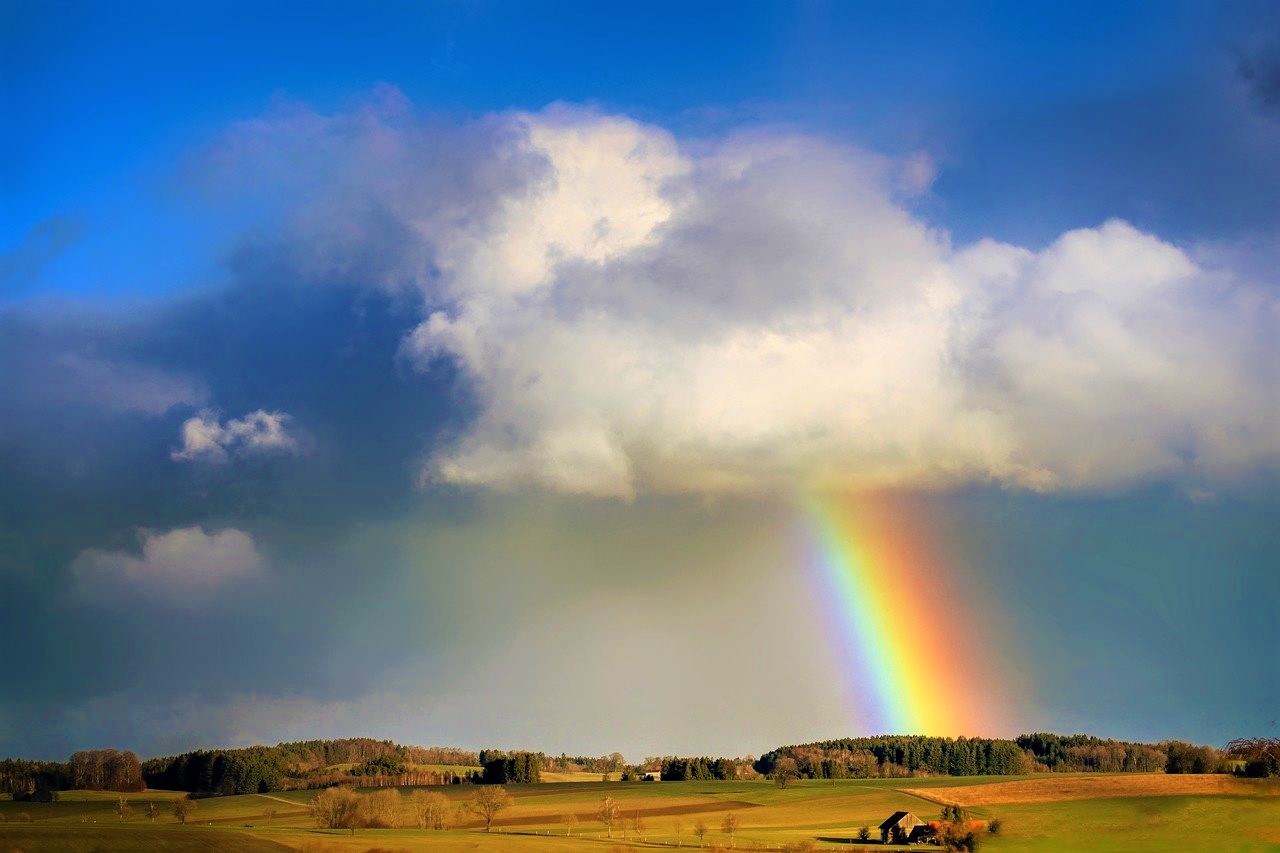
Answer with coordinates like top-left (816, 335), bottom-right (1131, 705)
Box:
top-left (641, 770), bottom-right (661, 781)
top-left (879, 811), bottom-right (924, 843)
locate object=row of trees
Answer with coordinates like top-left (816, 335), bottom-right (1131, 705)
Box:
top-left (479, 750), bottom-right (542, 783)
top-left (0, 752), bottom-right (144, 800)
top-left (68, 750), bottom-right (145, 792)
top-left (758, 733), bottom-right (1230, 778)
top-left (658, 756), bottom-right (740, 781)
top-left (545, 752), bottom-right (627, 774)
top-left (309, 785), bottom-right (508, 833)
top-left (1015, 733), bottom-right (1166, 773)
top-left (0, 759), bottom-right (71, 801)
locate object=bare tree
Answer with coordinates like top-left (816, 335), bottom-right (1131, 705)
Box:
top-left (722, 812), bottom-right (740, 848)
top-left (145, 802), bottom-right (158, 822)
top-left (772, 756), bottom-right (800, 789)
top-left (362, 788), bottom-right (401, 828)
top-left (310, 786), bottom-right (364, 835)
top-left (172, 797), bottom-right (196, 825)
top-left (694, 818), bottom-right (708, 846)
top-left (673, 816), bottom-right (684, 847)
top-left (411, 790), bottom-right (451, 829)
top-left (562, 812), bottom-right (579, 836)
top-left (461, 785), bottom-right (512, 832)
top-left (632, 812), bottom-right (647, 841)
top-left (858, 825), bottom-right (871, 841)
top-left (115, 797), bottom-right (133, 821)
top-left (263, 807), bottom-right (276, 826)
top-left (596, 795), bottom-right (621, 838)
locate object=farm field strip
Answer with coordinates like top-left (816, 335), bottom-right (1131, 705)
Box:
top-left (902, 773), bottom-right (1277, 805)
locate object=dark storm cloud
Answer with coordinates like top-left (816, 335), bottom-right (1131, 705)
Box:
top-left (0, 278), bottom-right (479, 756)
top-left (0, 93), bottom-right (549, 757)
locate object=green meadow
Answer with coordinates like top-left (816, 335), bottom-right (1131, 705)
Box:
top-left (2, 774), bottom-right (1278, 852)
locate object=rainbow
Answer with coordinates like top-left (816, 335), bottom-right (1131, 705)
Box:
top-left (804, 492), bottom-right (1004, 737)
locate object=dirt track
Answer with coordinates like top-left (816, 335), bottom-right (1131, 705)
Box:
top-left (902, 774), bottom-right (1277, 806)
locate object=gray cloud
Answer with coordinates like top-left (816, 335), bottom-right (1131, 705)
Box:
top-left (71, 526), bottom-right (264, 604)
top-left (0, 316), bottom-right (207, 421)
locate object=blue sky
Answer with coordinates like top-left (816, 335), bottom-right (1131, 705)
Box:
top-left (1, 0), bottom-right (1277, 760)
top-left (7, 0), bottom-right (1275, 298)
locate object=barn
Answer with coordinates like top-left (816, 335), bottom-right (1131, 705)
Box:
top-left (879, 811), bottom-right (924, 843)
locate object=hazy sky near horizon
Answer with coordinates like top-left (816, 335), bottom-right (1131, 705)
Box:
top-left (1, 0), bottom-right (1277, 761)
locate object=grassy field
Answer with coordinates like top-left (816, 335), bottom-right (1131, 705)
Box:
top-left (2, 774), bottom-right (1276, 851)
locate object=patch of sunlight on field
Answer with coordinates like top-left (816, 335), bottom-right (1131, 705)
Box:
top-left (982, 793), bottom-right (1280, 853)
top-left (539, 771), bottom-right (605, 782)
top-left (52, 789), bottom-right (190, 802)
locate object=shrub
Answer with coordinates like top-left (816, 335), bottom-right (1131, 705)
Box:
top-left (988, 817), bottom-right (1003, 835)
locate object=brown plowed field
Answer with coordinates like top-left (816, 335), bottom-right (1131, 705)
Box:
top-left (460, 798), bottom-right (760, 830)
top-left (902, 774), bottom-right (1276, 806)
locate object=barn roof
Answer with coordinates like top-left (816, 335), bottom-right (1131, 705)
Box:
top-left (879, 811), bottom-right (916, 829)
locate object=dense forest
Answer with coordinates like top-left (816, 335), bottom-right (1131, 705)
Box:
top-left (658, 756), bottom-right (741, 781)
top-left (479, 750), bottom-right (542, 784)
top-left (141, 739), bottom-right (479, 794)
top-left (755, 733), bottom-right (1224, 778)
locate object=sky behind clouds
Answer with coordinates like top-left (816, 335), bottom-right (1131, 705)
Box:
top-left (1, 0), bottom-right (1277, 760)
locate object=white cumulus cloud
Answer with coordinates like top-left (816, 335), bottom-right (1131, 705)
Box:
top-left (70, 526), bottom-right (264, 603)
top-left (405, 114), bottom-right (1277, 497)
top-left (206, 96), bottom-right (1280, 497)
top-left (171, 409), bottom-right (302, 463)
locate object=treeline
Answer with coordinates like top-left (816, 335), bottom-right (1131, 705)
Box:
top-left (0, 759), bottom-right (70, 801)
top-left (658, 756), bottom-right (740, 781)
top-left (544, 752), bottom-right (626, 774)
top-left (142, 746), bottom-right (285, 794)
top-left (758, 734), bottom-right (1225, 778)
top-left (479, 750), bottom-right (542, 783)
top-left (758, 736), bottom-right (1032, 778)
top-left (1163, 740), bottom-right (1226, 774)
top-left (1, 750), bottom-right (144, 800)
top-left (142, 738), bottom-right (478, 794)
top-left (1016, 733), bottom-right (1165, 773)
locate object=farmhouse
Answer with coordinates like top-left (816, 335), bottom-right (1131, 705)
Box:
top-left (879, 811), bottom-right (925, 843)
top-left (641, 770), bottom-right (661, 781)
